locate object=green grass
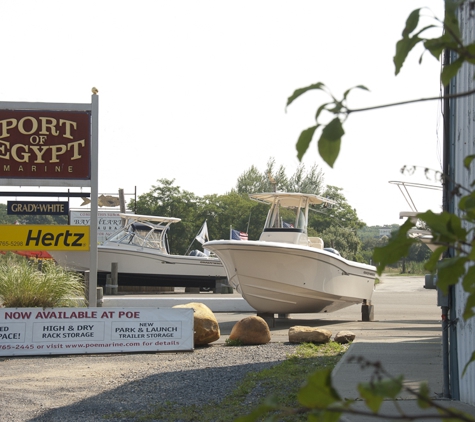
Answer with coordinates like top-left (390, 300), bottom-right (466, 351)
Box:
top-left (383, 261), bottom-right (429, 276)
top-left (225, 338), bottom-right (244, 347)
top-left (107, 341), bottom-right (348, 422)
top-left (0, 253), bottom-right (86, 308)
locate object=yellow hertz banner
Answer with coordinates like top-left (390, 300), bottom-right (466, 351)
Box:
top-left (0, 225), bottom-right (90, 251)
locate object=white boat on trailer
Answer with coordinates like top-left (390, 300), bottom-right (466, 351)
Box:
top-left (204, 192), bottom-right (376, 322)
top-left (50, 213), bottom-right (227, 291)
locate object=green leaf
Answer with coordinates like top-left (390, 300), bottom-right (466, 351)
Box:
top-left (358, 389), bottom-right (384, 413)
top-left (393, 16), bottom-right (436, 75)
top-left (462, 266), bottom-right (475, 294)
top-left (296, 125), bottom-right (319, 161)
top-left (444, 0), bottom-right (461, 40)
top-left (358, 376), bottom-right (404, 413)
top-left (424, 246), bottom-right (446, 273)
top-left (441, 57), bottom-right (464, 86)
top-left (342, 85), bottom-right (370, 100)
top-left (327, 101), bottom-right (344, 115)
top-left (417, 382), bottom-right (431, 409)
top-left (394, 35), bottom-right (423, 75)
top-left (424, 33), bottom-right (456, 60)
top-left (462, 351), bottom-right (475, 376)
top-left (419, 210), bottom-right (467, 243)
top-left (373, 220), bottom-right (416, 274)
top-left (436, 256), bottom-right (469, 295)
top-left (458, 191), bottom-right (475, 214)
top-left (402, 9), bottom-right (421, 37)
top-left (463, 292), bottom-right (475, 320)
top-left (298, 368), bottom-right (341, 408)
top-left (464, 154), bottom-right (475, 169)
top-left (308, 409), bottom-right (341, 422)
top-left (318, 118), bottom-right (344, 168)
top-left (287, 82), bottom-right (326, 108)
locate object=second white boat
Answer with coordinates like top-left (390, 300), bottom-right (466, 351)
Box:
top-left (204, 192), bottom-right (376, 315)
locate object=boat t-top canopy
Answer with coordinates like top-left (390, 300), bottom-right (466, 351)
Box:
top-left (249, 192), bottom-right (336, 208)
top-left (119, 213), bottom-right (181, 224)
top-left (106, 213), bottom-right (182, 252)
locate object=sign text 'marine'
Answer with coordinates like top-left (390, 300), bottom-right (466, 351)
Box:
top-left (0, 110), bottom-right (91, 180)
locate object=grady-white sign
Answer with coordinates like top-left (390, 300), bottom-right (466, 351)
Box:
top-left (0, 110), bottom-right (91, 180)
top-left (7, 201), bottom-right (69, 216)
top-left (0, 307), bottom-right (194, 355)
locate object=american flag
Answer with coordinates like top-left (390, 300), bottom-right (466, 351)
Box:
top-left (231, 229), bottom-right (248, 241)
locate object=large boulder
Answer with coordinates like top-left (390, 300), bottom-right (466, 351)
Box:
top-left (228, 315), bottom-right (271, 345)
top-left (334, 330), bottom-right (356, 344)
top-left (288, 326), bottom-right (332, 344)
top-left (173, 302), bottom-right (220, 346)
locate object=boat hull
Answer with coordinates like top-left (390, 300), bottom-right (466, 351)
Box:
top-left (205, 240), bottom-right (376, 314)
top-left (50, 245), bottom-right (227, 288)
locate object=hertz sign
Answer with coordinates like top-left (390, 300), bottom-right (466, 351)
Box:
top-left (0, 110), bottom-right (91, 180)
top-left (0, 225), bottom-right (89, 251)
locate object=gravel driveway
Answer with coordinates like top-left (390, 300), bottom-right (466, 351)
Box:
top-left (0, 342), bottom-right (298, 422)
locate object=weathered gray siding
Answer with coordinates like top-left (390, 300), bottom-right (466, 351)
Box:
top-left (452, 3), bottom-right (475, 406)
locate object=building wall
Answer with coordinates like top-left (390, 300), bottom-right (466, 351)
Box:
top-left (452, 3), bottom-right (475, 406)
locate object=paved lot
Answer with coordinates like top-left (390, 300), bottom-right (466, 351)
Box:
top-left (106, 275), bottom-right (441, 345)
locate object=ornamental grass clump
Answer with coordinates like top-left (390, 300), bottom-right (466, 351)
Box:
top-left (0, 254), bottom-right (86, 308)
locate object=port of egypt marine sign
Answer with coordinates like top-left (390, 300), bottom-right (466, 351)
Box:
top-left (0, 307), bottom-right (194, 355)
top-left (0, 110), bottom-right (91, 180)
top-left (0, 225), bottom-right (89, 251)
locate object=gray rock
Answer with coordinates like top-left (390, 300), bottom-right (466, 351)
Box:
top-left (334, 330), bottom-right (356, 344)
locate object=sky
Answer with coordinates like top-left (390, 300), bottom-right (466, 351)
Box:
top-left (0, 1), bottom-right (445, 227)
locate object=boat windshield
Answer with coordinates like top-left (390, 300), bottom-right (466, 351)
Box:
top-left (265, 202), bottom-right (306, 231)
top-left (106, 222), bottom-right (168, 252)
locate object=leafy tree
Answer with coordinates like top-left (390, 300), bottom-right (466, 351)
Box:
top-left (287, 162), bottom-right (325, 194)
top-left (407, 241), bottom-right (432, 262)
top-left (316, 185), bottom-right (364, 232)
top-left (236, 164), bottom-right (278, 194)
top-left (0, 204), bottom-right (20, 225)
top-left (321, 225), bottom-right (362, 260)
top-left (200, 192), bottom-right (260, 240)
top-left (236, 157), bottom-right (324, 195)
top-left (130, 178), bottom-right (201, 254)
top-left (236, 159), bottom-right (365, 258)
top-left (307, 185), bottom-right (366, 260)
top-left (360, 235), bottom-right (387, 265)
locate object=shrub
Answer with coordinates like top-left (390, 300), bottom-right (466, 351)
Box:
top-left (0, 254), bottom-right (86, 308)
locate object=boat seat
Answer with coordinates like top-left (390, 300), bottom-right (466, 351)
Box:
top-left (308, 237), bottom-right (324, 249)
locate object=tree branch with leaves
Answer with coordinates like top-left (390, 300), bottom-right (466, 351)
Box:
top-left (239, 1), bottom-right (475, 420)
